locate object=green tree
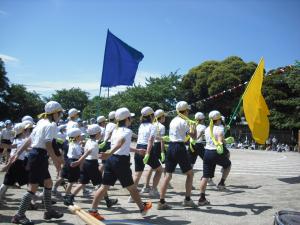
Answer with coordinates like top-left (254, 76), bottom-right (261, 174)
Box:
top-left (4, 84), bottom-right (44, 121)
top-left (180, 56), bottom-right (257, 118)
top-left (263, 63), bottom-right (300, 131)
top-left (0, 58), bottom-right (10, 119)
top-left (50, 88), bottom-right (89, 113)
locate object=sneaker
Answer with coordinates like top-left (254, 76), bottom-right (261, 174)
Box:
top-left (89, 210), bottom-right (105, 220)
top-left (207, 179), bottom-right (215, 186)
top-left (191, 185), bottom-right (196, 190)
top-left (198, 198), bottom-right (210, 206)
top-left (28, 203), bottom-right (38, 210)
top-left (140, 186), bottom-right (151, 193)
top-left (11, 214), bottom-right (34, 225)
top-left (106, 198), bottom-right (118, 208)
top-left (140, 201), bottom-right (152, 216)
top-left (217, 183), bottom-right (226, 190)
top-left (157, 202), bottom-right (172, 210)
top-left (44, 210), bottom-right (64, 220)
top-left (82, 189), bottom-right (92, 197)
top-left (149, 188), bottom-right (160, 198)
top-left (182, 199), bottom-right (198, 208)
top-left (127, 196), bottom-right (134, 203)
top-left (63, 195), bottom-right (74, 206)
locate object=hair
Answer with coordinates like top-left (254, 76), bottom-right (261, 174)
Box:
top-left (213, 119), bottom-right (221, 125)
top-left (109, 119), bottom-right (114, 122)
top-left (89, 134), bottom-right (97, 140)
top-left (46, 114), bottom-right (55, 122)
top-left (118, 119), bottom-right (127, 127)
top-left (16, 133), bottom-right (23, 139)
top-left (140, 114), bottom-right (152, 123)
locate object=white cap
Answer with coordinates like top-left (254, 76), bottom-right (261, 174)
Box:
top-left (97, 116), bottom-right (106, 123)
top-left (22, 120), bottom-right (34, 129)
top-left (14, 123), bottom-right (25, 135)
top-left (87, 124), bottom-right (102, 135)
top-left (209, 110), bottom-right (222, 121)
top-left (154, 109), bottom-right (166, 118)
top-left (0, 121), bottom-right (4, 128)
top-left (67, 127), bottom-right (82, 138)
top-left (68, 108), bottom-right (80, 118)
top-left (176, 101), bottom-right (191, 112)
top-left (108, 111), bottom-right (116, 120)
top-left (195, 112), bottom-right (205, 120)
top-left (58, 124), bottom-right (67, 131)
top-left (5, 120), bottom-right (12, 125)
top-left (221, 116), bottom-right (225, 122)
top-left (115, 107), bottom-right (135, 121)
top-left (45, 101), bottom-right (63, 114)
top-left (141, 106), bottom-right (154, 116)
top-left (22, 115), bottom-right (34, 123)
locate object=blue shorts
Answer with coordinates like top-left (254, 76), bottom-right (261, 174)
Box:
top-left (67, 158), bottom-right (80, 183)
top-left (102, 155), bottom-right (134, 188)
top-left (27, 148), bottom-right (51, 184)
top-left (188, 143), bottom-right (205, 164)
top-left (147, 143), bottom-right (162, 170)
top-left (4, 159), bottom-right (28, 186)
top-left (79, 160), bottom-right (102, 185)
top-left (165, 142), bottom-right (192, 174)
top-left (203, 149), bottom-right (231, 178)
top-left (134, 144), bottom-right (147, 172)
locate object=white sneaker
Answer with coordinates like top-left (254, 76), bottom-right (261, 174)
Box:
top-left (140, 186), bottom-right (151, 193)
top-left (149, 188), bottom-right (160, 198)
top-left (82, 189), bottom-right (93, 197)
top-left (127, 196), bottom-right (134, 203)
top-left (182, 199), bottom-right (198, 208)
top-left (207, 179), bottom-right (215, 186)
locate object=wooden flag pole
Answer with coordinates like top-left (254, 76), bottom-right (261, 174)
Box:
top-left (69, 205), bottom-right (105, 225)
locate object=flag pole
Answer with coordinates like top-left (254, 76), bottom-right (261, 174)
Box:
top-left (225, 57), bottom-right (264, 135)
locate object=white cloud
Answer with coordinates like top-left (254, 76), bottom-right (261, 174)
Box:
top-left (0, 54), bottom-right (19, 63)
top-left (21, 70), bottom-right (162, 97)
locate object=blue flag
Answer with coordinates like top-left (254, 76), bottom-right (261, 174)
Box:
top-left (101, 30), bottom-right (144, 87)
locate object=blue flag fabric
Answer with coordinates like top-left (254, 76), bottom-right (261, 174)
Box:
top-left (101, 30), bottom-right (144, 87)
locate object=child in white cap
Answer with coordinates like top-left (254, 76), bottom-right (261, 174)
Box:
top-left (66, 108), bottom-right (80, 131)
top-left (88, 107), bottom-right (152, 220)
top-left (0, 123), bottom-right (28, 202)
top-left (102, 111), bottom-right (117, 151)
top-left (198, 110), bottom-right (231, 206)
top-left (158, 101), bottom-right (197, 210)
top-left (0, 120), bottom-right (14, 163)
top-left (64, 124), bottom-right (117, 208)
top-left (11, 101), bottom-right (64, 225)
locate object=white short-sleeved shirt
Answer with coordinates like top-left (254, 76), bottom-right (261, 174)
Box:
top-left (100, 127), bottom-right (105, 141)
top-left (111, 127), bottom-right (132, 156)
top-left (104, 122), bottom-right (116, 142)
top-left (84, 139), bottom-right (99, 160)
top-left (204, 125), bottom-right (224, 150)
top-left (137, 123), bottom-right (156, 145)
top-left (67, 142), bottom-right (83, 159)
top-left (1, 128), bottom-right (15, 142)
top-left (66, 120), bottom-right (79, 131)
top-left (10, 138), bottom-right (26, 160)
top-left (153, 122), bottom-right (165, 143)
top-left (30, 119), bottom-right (57, 149)
top-left (169, 117), bottom-right (189, 142)
top-left (196, 124), bottom-right (206, 143)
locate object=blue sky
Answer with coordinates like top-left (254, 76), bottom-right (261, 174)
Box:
top-left (1, 0), bottom-right (299, 98)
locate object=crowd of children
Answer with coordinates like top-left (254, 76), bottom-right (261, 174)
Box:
top-left (0, 100), bottom-right (233, 224)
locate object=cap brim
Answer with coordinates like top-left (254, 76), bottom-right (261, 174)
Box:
top-left (130, 113), bottom-right (135, 117)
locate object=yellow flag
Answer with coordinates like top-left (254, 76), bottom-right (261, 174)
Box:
top-left (243, 58), bottom-right (270, 144)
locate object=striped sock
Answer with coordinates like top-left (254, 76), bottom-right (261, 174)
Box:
top-left (17, 191), bottom-right (34, 216)
top-left (43, 188), bottom-right (52, 212)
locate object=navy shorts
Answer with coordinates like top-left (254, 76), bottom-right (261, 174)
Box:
top-left (165, 142), bottom-right (192, 174)
top-left (4, 159), bottom-right (28, 186)
top-left (188, 143), bottom-right (205, 164)
top-left (66, 159), bottom-right (80, 183)
top-left (0, 139), bottom-right (12, 153)
top-left (79, 159), bottom-right (102, 185)
top-left (100, 142), bottom-right (111, 164)
top-left (134, 144), bottom-right (147, 172)
top-left (61, 162), bottom-right (69, 179)
top-left (27, 148), bottom-right (51, 184)
top-left (203, 149), bottom-right (232, 178)
top-left (102, 154), bottom-right (134, 188)
top-left (147, 143), bottom-right (162, 170)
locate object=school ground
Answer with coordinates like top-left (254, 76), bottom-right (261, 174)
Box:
top-left (1, 149), bottom-right (300, 225)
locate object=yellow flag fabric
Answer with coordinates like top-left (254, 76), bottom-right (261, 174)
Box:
top-left (243, 58), bottom-right (270, 144)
